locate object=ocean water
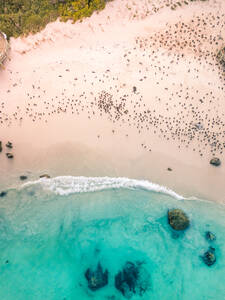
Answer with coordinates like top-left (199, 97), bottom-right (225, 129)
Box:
top-left (0, 176), bottom-right (224, 300)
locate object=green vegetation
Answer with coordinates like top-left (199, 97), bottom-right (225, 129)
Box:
top-left (0, 0), bottom-right (109, 38)
top-left (216, 46), bottom-right (225, 71)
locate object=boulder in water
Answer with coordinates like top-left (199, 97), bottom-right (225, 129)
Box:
top-left (210, 157), bottom-right (221, 166)
top-left (85, 262), bottom-right (108, 291)
top-left (0, 191), bottom-right (7, 197)
top-left (202, 247), bottom-right (216, 266)
top-left (115, 261), bottom-right (150, 298)
top-left (168, 209), bottom-right (190, 231)
top-left (20, 175), bottom-right (28, 181)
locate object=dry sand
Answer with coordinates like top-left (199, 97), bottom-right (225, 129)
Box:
top-left (0, 0), bottom-right (225, 203)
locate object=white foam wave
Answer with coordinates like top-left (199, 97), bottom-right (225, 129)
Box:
top-left (22, 176), bottom-right (184, 200)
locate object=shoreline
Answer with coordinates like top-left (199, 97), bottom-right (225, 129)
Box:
top-left (0, 0), bottom-right (225, 204)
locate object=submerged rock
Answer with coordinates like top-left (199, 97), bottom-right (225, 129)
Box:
top-left (0, 191), bottom-right (7, 197)
top-left (85, 262), bottom-right (108, 291)
top-left (205, 231), bottom-right (216, 241)
top-left (202, 247), bottom-right (216, 266)
top-left (210, 157), bottom-right (221, 166)
top-left (115, 261), bottom-right (150, 298)
top-left (168, 209), bottom-right (190, 231)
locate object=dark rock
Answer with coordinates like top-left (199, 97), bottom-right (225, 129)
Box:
top-left (205, 231), bottom-right (216, 241)
top-left (0, 191), bottom-right (7, 197)
top-left (40, 174), bottom-right (50, 179)
top-left (6, 153), bottom-right (13, 159)
top-left (167, 167), bottom-right (172, 171)
top-left (20, 175), bottom-right (28, 181)
top-left (115, 261), bottom-right (150, 298)
top-left (202, 247), bottom-right (216, 266)
top-left (85, 262), bottom-right (108, 291)
top-left (210, 157), bottom-right (221, 166)
top-left (133, 86), bottom-right (137, 93)
top-left (0, 141), bottom-right (2, 152)
top-left (6, 141), bottom-right (13, 149)
top-left (168, 209), bottom-right (190, 231)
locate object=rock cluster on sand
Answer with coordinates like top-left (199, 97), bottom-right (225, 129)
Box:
top-left (85, 262), bottom-right (108, 291)
top-left (0, 141), bottom-right (14, 158)
top-left (210, 157), bottom-right (221, 167)
top-left (168, 209), bottom-right (190, 231)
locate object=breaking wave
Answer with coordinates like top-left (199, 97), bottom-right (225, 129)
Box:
top-left (22, 176), bottom-right (184, 199)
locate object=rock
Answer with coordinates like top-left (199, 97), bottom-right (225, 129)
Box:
top-left (0, 141), bottom-right (2, 152)
top-left (133, 86), bottom-right (137, 93)
top-left (20, 175), bottom-right (28, 181)
top-left (167, 167), bottom-right (172, 171)
top-left (6, 153), bottom-right (13, 159)
top-left (202, 247), bottom-right (216, 266)
top-left (0, 191), bottom-right (7, 197)
top-left (205, 231), bottom-right (216, 241)
top-left (39, 174), bottom-right (50, 179)
top-left (210, 157), bottom-right (221, 166)
top-left (168, 209), bottom-right (190, 231)
top-left (115, 261), bottom-right (150, 298)
top-left (6, 141), bottom-right (13, 149)
top-left (85, 262), bottom-right (108, 291)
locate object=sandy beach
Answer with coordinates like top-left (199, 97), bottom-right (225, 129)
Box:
top-left (0, 0), bottom-right (225, 203)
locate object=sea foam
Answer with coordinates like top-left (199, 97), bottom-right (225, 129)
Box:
top-left (22, 176), bottom-right (184, 200)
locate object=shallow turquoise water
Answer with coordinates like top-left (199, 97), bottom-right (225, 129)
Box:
top-left (0, 177), bottom-right (225, 300)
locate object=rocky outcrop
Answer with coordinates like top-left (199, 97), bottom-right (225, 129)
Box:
top-left (210, 157), bottom-right (221, 166)
top-left (168, 209), bottom-right (190, 231)
top-left (6, 141), bottom-right (13, 149)
top-left (202, 247), bottom-right (216, 266)
top-left (85, 262), bottom-right (108, 291)
top-left (6, 153), bottom-right (13, 159)
top-left (40, 174), bottom-right (50, 178)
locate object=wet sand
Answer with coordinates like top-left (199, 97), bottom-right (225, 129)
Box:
top-left (0, 0), bottom-right (225, 202)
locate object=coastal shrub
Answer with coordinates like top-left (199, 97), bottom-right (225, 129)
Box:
top-left (0, 0), bottom-right (109, 38)
top-left (216, 46), bottom-right (225, 71)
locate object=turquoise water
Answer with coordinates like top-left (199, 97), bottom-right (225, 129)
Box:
top-left (0, 176), bottom-right (225, 300)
